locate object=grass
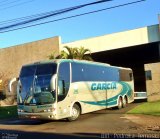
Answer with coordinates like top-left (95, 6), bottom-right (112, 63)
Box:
top-left (0, 105), bottom-right (18, 119)
top-left (127, 101), bottom-right (160, 116)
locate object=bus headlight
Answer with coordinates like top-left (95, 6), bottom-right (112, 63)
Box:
top-left (18, 109), bottom-right (24, 112)
top-left (47, 109), bottom-right (51, 112)
top-left (42, 108), bottom-right (55, 112)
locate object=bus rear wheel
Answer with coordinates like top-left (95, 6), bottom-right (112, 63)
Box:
top-left (68, 104), bottom-right (80, 121)
top-left (122, 96), bottom-right (127, 108)
top-left (117, 97), bottom-right (123, 109)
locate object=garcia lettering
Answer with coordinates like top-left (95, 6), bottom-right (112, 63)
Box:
top-left (91, 82), bottom-right (117, 91)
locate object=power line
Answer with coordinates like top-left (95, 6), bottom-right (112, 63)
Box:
top-left (0, 0), bottom-right (36, 11)
top-left (0, 0), bottom-right (112, 27)
top-left (0, 0), bottom-right (21, 7)
top-left (0, 0), bottom-right (145, 33)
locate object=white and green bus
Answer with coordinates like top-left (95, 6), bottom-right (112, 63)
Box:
top-left (15, 59), bottom-right (134, 121)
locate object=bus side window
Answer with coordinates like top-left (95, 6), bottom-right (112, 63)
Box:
top-left (119, 69), bottom-right (133, 81)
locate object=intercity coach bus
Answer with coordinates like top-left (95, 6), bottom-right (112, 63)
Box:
top-left (13, 59), bottom-right (134, 121)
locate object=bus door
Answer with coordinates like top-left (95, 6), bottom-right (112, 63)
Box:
top-left (57, 62), bottom-right (71, 119)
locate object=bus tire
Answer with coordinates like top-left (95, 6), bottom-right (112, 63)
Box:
top-left (68, 104), bottom-right (80, 121)
top-left (117, 97), bottom-right (123, 109)
top-left (122, 96), bottom-right (127, 108)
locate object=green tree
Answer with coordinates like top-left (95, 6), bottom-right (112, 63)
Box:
top-left (48, 51), bottom-right (58, 60)
top-left (49, 46), bottom-right (93, 61)
top-left (61, 46), bottom-right (78, 59)
top-left (76, 46), bottom-right (93, 61)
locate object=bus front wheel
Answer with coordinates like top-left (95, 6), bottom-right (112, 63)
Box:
top-left (68, 104), bottom-right (80, 121)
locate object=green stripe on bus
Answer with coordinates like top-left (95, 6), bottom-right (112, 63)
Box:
top-left (80, 82), bottom-right (132, 106)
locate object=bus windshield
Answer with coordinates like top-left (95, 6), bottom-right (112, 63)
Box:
top-left (18, 63), bottom-right (57, 105)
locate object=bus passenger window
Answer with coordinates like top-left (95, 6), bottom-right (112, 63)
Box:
top-left (119, 69), bottom-right (133, 81)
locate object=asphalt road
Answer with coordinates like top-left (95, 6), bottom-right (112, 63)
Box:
top-left (0, 103), bottom-right (159, 139)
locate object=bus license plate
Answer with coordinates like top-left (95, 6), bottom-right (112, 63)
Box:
top-left (30, 116), bottom-right (39, 119)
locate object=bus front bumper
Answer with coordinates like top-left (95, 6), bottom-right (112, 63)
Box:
top-left (18, 112), bottom-right (58, 120)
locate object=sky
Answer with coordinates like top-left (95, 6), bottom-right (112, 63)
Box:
top-left (0, 0), bottom-right (159, 48)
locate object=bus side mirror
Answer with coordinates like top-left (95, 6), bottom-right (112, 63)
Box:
top-left (50, 74), bottom-right (57, 91)
top-left (8, 77), bottom-right (18, 92)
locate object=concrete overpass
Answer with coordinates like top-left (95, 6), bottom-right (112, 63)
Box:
top-left (62, 24), bottom-right (160, 91)
top-left (0, 24), bottom-right (159, 94)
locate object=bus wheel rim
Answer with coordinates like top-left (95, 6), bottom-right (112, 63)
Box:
top-left (118, 98), bottom-right (122, 108)
top-left (72, 107), bottom-right (79, 119)
top-left (123, 97), bottom-right (127, 107)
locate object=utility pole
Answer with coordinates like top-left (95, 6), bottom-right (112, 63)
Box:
top-left (158, 14), bottom-right (160, 61)
top-left (158, 14), bottom-right (160, 32)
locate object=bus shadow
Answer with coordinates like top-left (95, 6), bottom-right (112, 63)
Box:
top-left (0, 118), bottom-right (66, 125)
top-left (134, 99), bottom-right (147, 103)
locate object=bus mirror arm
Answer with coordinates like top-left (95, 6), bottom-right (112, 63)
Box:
top-left (8, 77), bottom-right (19, 93)
top-left (50, 74), bottom-right (57, 92)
